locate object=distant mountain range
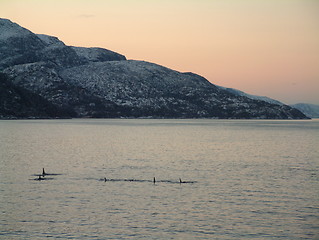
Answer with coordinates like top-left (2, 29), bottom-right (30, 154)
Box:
top-left (217, 86), bottom-right (284, 106)
top-left (218, 86), bottom-right (319, 118)
top-left (290, 103), bottom-right (319, 118)
top-left (0, 18), bottom-right (309, 119)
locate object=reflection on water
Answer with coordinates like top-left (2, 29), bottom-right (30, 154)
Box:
top-left (0, 119), bottom-right (318, 239)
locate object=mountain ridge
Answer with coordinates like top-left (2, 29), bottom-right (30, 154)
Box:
top-left (290, 103), bottom-right (319, 118)
top-left (0, 18), bottom-right (308, 119)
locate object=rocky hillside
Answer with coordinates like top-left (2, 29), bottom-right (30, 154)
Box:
top-left (0, 18), bottom-right (308, 119)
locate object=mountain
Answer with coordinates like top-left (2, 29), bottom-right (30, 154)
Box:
top-left (218, 86), bottom-right (284, 105)
top-left (218, 85), bottom-right (319, 119)
top-left (0, 18), bottom-right (308, 119)
top-left (290, 103), bottom-right (319, 118)
top-left (0, 73), bottom-right (71, 119)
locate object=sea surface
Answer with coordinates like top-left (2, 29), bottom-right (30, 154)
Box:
top-left (0, 119), bottom-right (318, 239)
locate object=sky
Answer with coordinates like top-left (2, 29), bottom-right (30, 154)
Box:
top-left (1, 0), bottom-right (319, 105)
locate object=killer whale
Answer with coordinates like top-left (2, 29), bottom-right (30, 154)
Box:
top-left (35, 175), bottom-right (45, 181)
top-left (33, 175), bottom-right (54, 181)
top-left (31, 168), bottom-right (61, 181)
top-left (33, 168), bottom-right (62, 176)
top-left (101, 177), bottom-right (196, 184)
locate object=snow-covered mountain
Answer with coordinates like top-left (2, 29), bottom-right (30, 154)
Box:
top-left (217, 86), bottom-right (284, 105)
top-left (0, 18), bottom-right (308, 119)
top-left (218, 86), bottom-right (319, 118)
top-left (290, 103), bottom-right (319, 118)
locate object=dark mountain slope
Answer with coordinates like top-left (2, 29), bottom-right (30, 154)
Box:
top-left (0, 73), bottom-right (71, 119)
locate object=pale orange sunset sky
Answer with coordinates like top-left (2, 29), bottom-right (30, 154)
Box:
top-left (1, 0), bottom-right (319, 105)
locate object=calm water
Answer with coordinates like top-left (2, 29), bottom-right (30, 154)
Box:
top-left (0, 119), bottom-right (318, 239)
